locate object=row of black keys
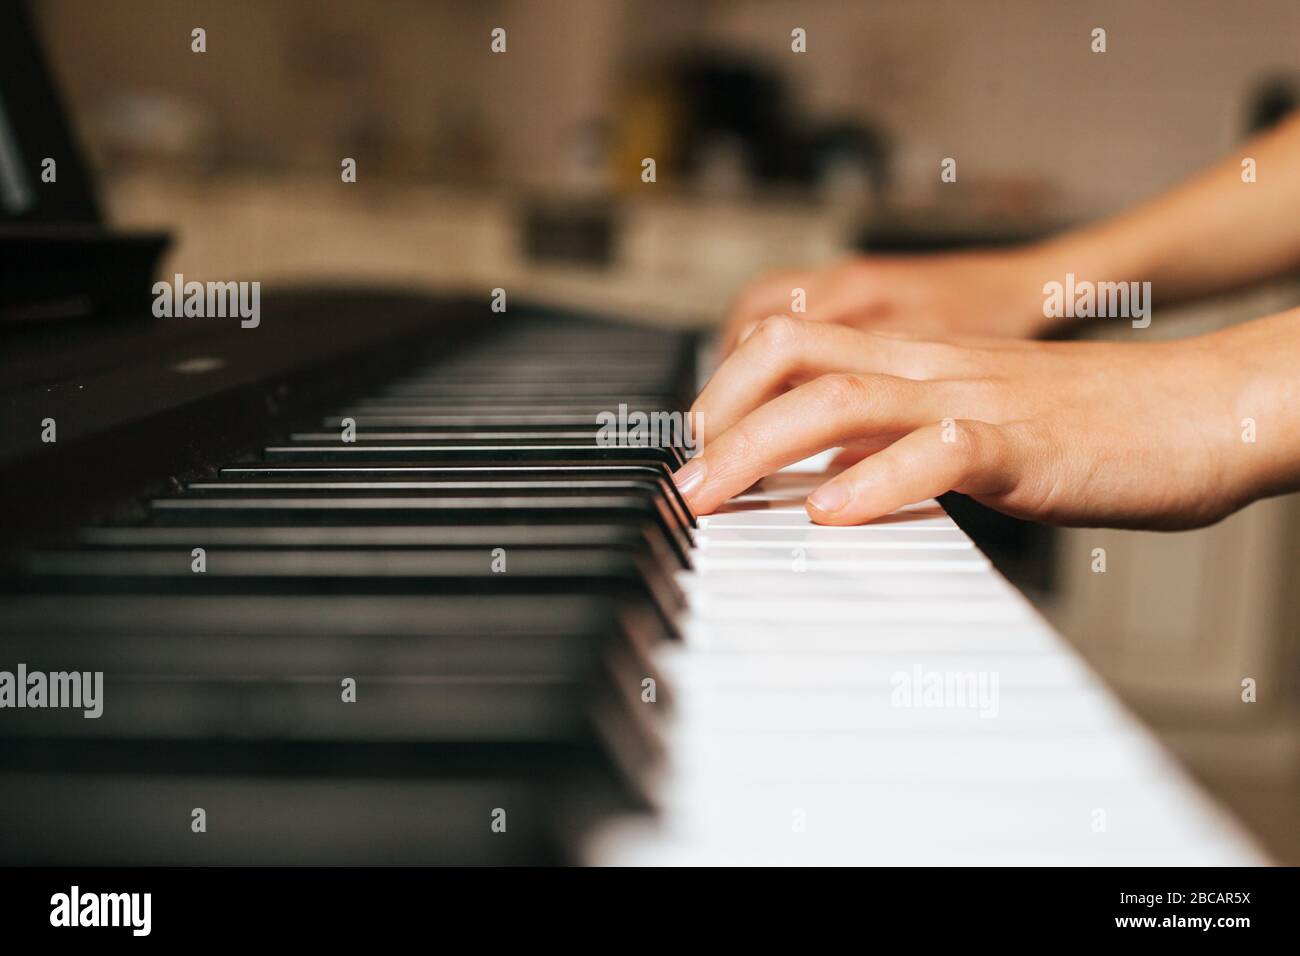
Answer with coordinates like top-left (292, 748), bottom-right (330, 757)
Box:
top-left (0, 317), bottom-right (700, 864)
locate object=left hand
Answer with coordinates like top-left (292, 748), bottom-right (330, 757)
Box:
top-left (673, 314), bottom-right (1300, 529)
top-left (716, 248), bottom-right (1058, 356)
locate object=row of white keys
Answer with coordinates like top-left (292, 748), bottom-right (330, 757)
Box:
top-left (588, 465), bottom-right (1265, 865)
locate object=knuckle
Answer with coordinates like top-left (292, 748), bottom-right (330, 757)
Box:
top-left (947, 419), bottom-right (989, 468)
top-left (815, 372), bottom-right (874, 410)
top-left (748, 313), bottom-right (803, 351)
top-left (947, 419), bottom-right (1020, 494)
top-left (995, 419), bottom-right (1052, 503)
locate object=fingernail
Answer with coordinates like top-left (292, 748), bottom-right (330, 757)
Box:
top-left (673, 458), bottom-right (707, 499)
top-left (808, 481), bottom-right (850, 514)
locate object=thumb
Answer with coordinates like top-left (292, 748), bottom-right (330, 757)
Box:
top-left (805, 420), bottom-right (1016, 525)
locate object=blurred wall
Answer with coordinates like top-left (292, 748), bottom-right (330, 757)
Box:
top-left (680, 0), bottom-right (1300, 213)
top-left (36, 0), bottom-right (490, 177)
top-left (35, 0), bottom-right (1300, 215)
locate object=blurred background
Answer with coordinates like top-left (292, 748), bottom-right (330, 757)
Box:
top-left (30, 0), bottom-right (1300, 860)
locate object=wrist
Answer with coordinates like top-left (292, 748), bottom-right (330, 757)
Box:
top-left (997, 241), bottom-right (1080, 337)
top-left (1009, 227), bottom-right (1167, 336)
top-left (1185, 316), bottom-right (1300, 509)
top-left (1194, 314), bottom-right (1300, 503)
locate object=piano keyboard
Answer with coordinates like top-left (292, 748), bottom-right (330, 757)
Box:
top-left (578, 341), bottom-right (1263, 865)
top-left (588, 467), bottom-right (1265, 865)
top-left (0, 311), bottom-right (1264, 865)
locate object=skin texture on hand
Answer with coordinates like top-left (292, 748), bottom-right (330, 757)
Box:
top-left (674, 312), bottom-right (1300, 530)
top-left (718, 249), bottom-right (1056, 355)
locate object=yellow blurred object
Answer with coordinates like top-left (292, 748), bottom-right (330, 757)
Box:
top-left (610, 81), bottom-right (682, 193)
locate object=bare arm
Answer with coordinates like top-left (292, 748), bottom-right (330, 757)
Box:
top-left (720, 112), bottom-right (1300, 349)
top-left (1038, 111), bottom-right (1300, 307)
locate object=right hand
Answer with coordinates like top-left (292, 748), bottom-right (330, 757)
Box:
top-left (682, 311), bottom-right (1300, 529)
top-left (718, 247), bottom-right (1060, 355)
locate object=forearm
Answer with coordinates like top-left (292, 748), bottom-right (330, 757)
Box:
top-left (1027, 113), bottom-right (1300, 320)
top-left (723, 115), bottom-right (1300, 346)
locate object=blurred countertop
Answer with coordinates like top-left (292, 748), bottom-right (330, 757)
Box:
top-left (102, 170), bottom-right (871, 328)
top-left (103, 168), bottom-right (1074, 328)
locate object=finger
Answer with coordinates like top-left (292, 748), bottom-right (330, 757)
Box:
top-left (728, 278), bottom-right (868, 351)
top-left (693, 316), bottom-right (985, 441)
top-left (720, 264), bottom-right (898, 355)
top-left (674, 372), bottom-right (943, 515)
top-left (805, 419), bottom-right (1020, 525)
top-left (795, 276), bottom-right (883, 328)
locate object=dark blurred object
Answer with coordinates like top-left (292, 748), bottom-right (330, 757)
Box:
top-left (0, 227), bottom-right (168, 326)
top-left (619, 52), bottom-right (888, 198)
top-left (675, 55), bottom-right (788, 182)
top-left (1244, 81), bottom-right (1300, 291)
top-left (0, 288), bottom-right (481, 539)
top-left (1246, 78), bottom-right (1299, 133)
top-left (0, 2), bottom-right (167, 325)
top-left (0, 2), bottom-right (100, 223)
top-left (857, 220), bottom-right (1053, 255)
top-left (802, 122), bottom-right (889, 204)
top-left (521, 199), bottom-right (617, 267)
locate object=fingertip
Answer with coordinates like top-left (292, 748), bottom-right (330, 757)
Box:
top-left (805, 501), bottom-right (838, 525)
top-left (673, 456), bottom-right (708, 512)
top-left (806, 480), bottom-right (850, 516)
top-left (806, 475), bottom-right (898, 526)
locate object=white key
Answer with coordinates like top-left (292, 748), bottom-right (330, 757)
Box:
top-left (588, 443), bottom-right (1263, 865)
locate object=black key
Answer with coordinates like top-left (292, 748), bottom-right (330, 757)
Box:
top-left (11, 547), bottom-right (685, 639)
top-left (0, 305), bottom-right (701, 866)
top-left (0, 764), bottom-right (595, 864)
top-left (145, 492), bottom-right (692, 565)
top-left (188, 474), bottom-right (694, 535)
top-left (263, 443), bottom-right (686, 467)
top-left (0, 592), bottom-right (670, 683)
top-left (76, 522), bottom-right (669, 557)
top-left (216, 463), bottom-right (696, 528)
